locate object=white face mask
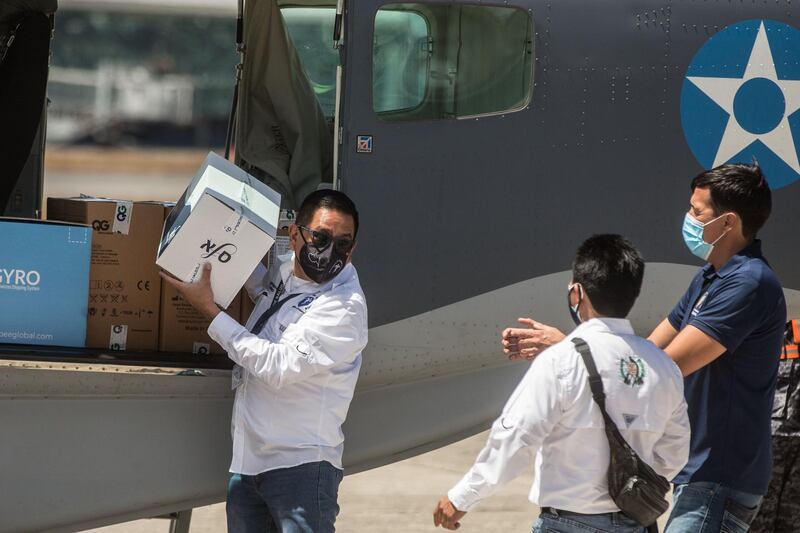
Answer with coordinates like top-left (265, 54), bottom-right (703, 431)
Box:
top-left (567, 283), bottom-right (584, 326)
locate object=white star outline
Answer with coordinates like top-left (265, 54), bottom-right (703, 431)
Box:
top-left (687, 21), bottom-right (800, 173)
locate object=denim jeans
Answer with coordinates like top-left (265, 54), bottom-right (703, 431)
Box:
top-left (226, 461), bottom-right (343, 533)
top-left (665, 481), bottom-right (763, 533)
top-left (532, 508), bottom-right (646, 533)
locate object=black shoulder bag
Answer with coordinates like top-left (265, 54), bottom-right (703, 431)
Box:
top-left (572, 338), bottom-right (671, 531)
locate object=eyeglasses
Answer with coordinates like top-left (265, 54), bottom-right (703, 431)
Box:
top-left (298, 225), bottom-right (355, 254)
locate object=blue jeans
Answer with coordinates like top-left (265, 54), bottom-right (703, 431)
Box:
top-left (226, 461), bottom-right (343, 533)
top-left (533, 508), bottom-right (646, 532)
top-left (665, 482), bottom-right (763, 533)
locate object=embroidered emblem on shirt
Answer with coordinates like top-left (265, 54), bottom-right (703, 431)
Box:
top-left (619, 356), bottom-right (646, 387)
top-left (622, 413), bottom-right (639, 428)
top-left (297, 295), bottom-right (316, 309)
top-left (691, 291), bottom-right (710, 316)
top-left (292, 294), bottom-right (319, 314)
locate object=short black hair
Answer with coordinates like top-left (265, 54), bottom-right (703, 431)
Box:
top-left (573, 235), bottom-right (645, 318)
top-left (296, 189), bottom-right (359, 238)
top-left (691, 163), bottom-right (772, 239)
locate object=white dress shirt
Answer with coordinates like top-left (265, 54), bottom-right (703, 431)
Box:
top-left (448, 318), bottom-right (689, 514)
top-left (208, 254), bottom-right (368, 475)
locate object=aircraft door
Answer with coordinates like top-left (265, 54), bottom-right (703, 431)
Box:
top-left (338, 0), bottom-right (537, 327)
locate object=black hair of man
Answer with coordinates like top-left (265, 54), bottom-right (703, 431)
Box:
top-left (296, 189), bottom-right (359, 238)
top-left (572, 234), bottom-right (645, 319)
top-left (690, 162), bottom-right (772, 240)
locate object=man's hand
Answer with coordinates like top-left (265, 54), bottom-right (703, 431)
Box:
top-left (433, 496), bottom-right (466, 530)
top-left (501, 318), bottom-right (565, 361)
top-left (160, 263), bottom-right (221, 321)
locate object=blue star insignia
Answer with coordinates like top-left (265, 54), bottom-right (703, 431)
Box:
top-left (681, 20), bottom-right (800, 189)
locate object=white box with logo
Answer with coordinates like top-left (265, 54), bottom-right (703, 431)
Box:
top-left (156, 152), bottom-right (282, 308)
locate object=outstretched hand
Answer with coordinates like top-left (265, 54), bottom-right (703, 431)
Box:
top-left (501, 318), bottom-right (565, 361)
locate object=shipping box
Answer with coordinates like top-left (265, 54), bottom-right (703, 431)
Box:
top-left (0, 218), bottom-right (91, 348)
top-left (156, 151), bottom-right (282, 309)
top-left (47, 198), bottom-right (166, 351)
top-left (159, 285), bottom-right (242, 354)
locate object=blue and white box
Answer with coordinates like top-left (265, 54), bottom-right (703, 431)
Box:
top-left (157, 152), bottom-right (282, 308)
top-left (0, 218), bottom-right (92, 348)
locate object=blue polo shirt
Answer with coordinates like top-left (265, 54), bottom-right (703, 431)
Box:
top-left (668, 240), bottom-right (786, 494)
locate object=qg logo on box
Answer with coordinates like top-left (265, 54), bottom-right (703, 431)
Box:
top-left (0, 219), bottom-right (92, 347)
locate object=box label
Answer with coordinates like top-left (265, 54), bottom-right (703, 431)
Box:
top-left (193, 342), bottom-right (211, 355)
top-left (112, 201), bottom-right (134, 235)
top-left (223, 210), bottom-right (249, 237)
top-left (110, 324), bottom-right (128, 350)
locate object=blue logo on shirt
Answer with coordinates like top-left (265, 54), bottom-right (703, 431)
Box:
top-left (681, 19), bottom-right (800, 189)
top-left (297, 295), bottom-right (316, 309)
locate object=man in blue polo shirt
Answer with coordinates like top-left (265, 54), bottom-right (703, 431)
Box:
top-left (647, 163), bottom-right (786, 532)
top-left (501, 163), bottom-right (786, 531)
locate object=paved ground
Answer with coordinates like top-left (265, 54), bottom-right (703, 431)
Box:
top-left (85, 430), bottom-right (538, 533)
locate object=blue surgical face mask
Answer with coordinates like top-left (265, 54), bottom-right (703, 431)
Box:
top-left (682, 212), bottom-right (729, 261)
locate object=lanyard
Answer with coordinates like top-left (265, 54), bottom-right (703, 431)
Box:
top-left (249, 291), bottom-right (301, 335)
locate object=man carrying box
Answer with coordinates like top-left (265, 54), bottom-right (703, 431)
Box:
top-left (162, 189), bottom-right (367, 533)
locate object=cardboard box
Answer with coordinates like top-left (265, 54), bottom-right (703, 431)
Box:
top-left (0, 218), bottom-right (92, 348)
top-left (156, 152), bottom-right (282, 309)
top-left (47, 198), bottom-right (167, 351)
top-left (159, 284), bottom-right (242, 354)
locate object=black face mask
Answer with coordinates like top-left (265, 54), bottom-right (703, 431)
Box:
top-left (298, 242), bottom-right (348, 284)
top-left (567, 283), bottom-right (584, 326)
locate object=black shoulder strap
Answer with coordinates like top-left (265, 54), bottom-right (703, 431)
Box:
top-left (572, 337), bottom-right (620, 431)
top-left (249, 292), bottom-right (301, 334)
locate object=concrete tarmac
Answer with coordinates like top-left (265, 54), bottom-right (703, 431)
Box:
top-left (85, 430), bottom-right (538, 533)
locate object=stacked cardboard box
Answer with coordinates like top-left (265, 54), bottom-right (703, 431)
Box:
top-left (158, 285), bottom-right (242, 355)
top-left (0, 218), bottom-right (92, 348)
top-left (47, 198), bottom-right (168, 351)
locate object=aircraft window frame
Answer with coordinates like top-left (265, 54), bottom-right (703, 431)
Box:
top-left (372, 8), bottom-right (432, 116)
top-left (372, 2), bottom-right (534, 122)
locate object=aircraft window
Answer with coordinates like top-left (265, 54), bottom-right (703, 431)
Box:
top-left (373, 10), bottom-right (430, 113)
top-left (281, 8), bottom-right (339, 118)
top-left (373, 3), bottom-right (533, 120)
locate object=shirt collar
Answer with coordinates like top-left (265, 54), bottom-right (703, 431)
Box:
top-left (572, 317), bottom-right (635, 336)
top-left (704, 239), bottom-right (763, 280)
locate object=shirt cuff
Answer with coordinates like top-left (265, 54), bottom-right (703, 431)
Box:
top-left (208, 311), bottom-right (245, 353)
top-left (447, 481), bottom-right (480, 513)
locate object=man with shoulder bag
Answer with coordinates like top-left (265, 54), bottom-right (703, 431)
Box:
top-left (433, 235), bottom-right (690, 532)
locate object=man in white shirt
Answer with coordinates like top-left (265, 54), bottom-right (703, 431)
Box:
top-left (162, 189), bottom-right (368, 533)
top-left (433, 234), bottom-right (690, 532)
